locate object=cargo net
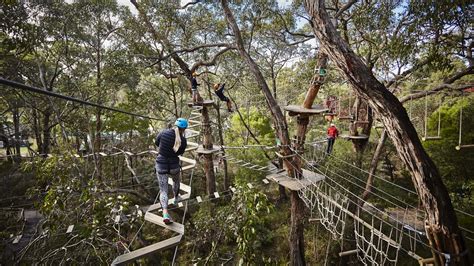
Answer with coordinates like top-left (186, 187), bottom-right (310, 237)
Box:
top-left (298, 179), bottom-right (349, 240)
top-left (353, 207), bottom-right (404, 265)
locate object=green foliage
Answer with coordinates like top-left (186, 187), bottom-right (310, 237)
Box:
top-left (190, 184), bottom-right (274, 264)
top-left (424, 96), bottom-right (474, 181)
top-left (20, 154), bottom-right (143, 263)
top-left (232, 184), bottom-right (274, 264)
top-left (423, 96), bottom-right (474, 223)
top-left (225, 107), bottom-right (274, 182)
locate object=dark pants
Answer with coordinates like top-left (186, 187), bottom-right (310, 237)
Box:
top-left (327, 137), bottom-right (335, 154)
top-left (215, 89), bottom-right (229, 102)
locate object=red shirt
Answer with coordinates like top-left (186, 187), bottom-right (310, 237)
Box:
top-left (327, 126), bottom-right (339, 138)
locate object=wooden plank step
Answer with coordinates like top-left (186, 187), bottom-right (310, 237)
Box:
top-left (181, 165), bottom-right (195, 171)
top-left (111, 235), bottom-right (182, 265)
top-left (168, 178), bottom-right (191, 193)
top-left (188, 119), bottom-right (200, 124)
top-left (179, 156), bottom-right (196, 165)
top-left (145, 212), bottom-right (185, 234)
top-left (187, 124), bottom-right (200, 129)
top-left (185, 146), bottom-right (199, 152)
top-left (422, 136), bottom-right (441, 141)
top-left (185, 129), bottom-right (200, 138)
top-left (147, 193), bottom-right (191, 212)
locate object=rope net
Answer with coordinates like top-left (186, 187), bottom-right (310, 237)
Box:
top-left (354, 207), bottom-right (404, 266)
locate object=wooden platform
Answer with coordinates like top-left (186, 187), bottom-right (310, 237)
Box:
top-left (196, 145), bottom-right (221, 154)
top-left (341, 134), bottom-right (369, 140)
top-left (187, 99), bottom-right (214, 107)
top-left (111, 235), bottom-right (182, 265)
top-left (283, 104), bottom-right (328, 116)
top-left (266, 169), bottom-right (325, 191)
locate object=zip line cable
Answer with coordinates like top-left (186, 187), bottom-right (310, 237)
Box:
top-left (0, 78), bottom-right (163, 121)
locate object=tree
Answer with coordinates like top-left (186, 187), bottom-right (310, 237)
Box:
top-left (304, 1), bottom-right (471, 264)
top-left (220, 1), bottom-right (312, 264)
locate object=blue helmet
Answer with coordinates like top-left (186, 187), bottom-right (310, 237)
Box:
top-left (175, 118), bottom-right (188, 129)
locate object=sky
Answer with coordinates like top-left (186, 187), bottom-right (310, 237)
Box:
top-left (65, 0), bottom-right (293, 14)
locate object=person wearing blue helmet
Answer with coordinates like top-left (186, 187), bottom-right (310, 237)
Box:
top-left (155, 118), bottom-right (188, 224)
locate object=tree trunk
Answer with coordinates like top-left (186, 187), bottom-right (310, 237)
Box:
top-left (201, 106), bottom-right (216, 195)
top-left (304, 1), bottom-right (471, 264)
top-left (302, 54), bottom-right (328, 108)
top-left (291, 52), bottom-right (328, 265)
top-left (349, 96), bottom-right (373, 156)
top-left (361, 129), bottom-right (388, 202)
top-left (221, 2), bottom-right (302, 264)
top-left (290, 190), bottom-right (306, 266)
top-left (220, 0), bottom-right (293, 166)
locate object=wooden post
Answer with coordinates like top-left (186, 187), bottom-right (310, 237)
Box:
top-left (201, 106), bottom-right (216, 195)
top-left (303, 54), bottom-right (328, 108)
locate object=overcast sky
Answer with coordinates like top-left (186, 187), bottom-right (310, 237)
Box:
top-left (112, 0), bottom-right (292, 13)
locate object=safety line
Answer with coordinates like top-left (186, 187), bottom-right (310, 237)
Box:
top-left (0, 78), bottom-right (163, 121)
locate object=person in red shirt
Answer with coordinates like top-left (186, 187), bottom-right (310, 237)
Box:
top-left (327, 123), bottom-right (339, 154)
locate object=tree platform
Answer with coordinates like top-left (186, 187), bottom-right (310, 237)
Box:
top-left (340, 134), bottom-right (369, 140)
top-left (187, 99), bottom-right (214, 107)
top-left (196, 145), bottom-right (221, 154)
top-left (284, 104), bottom-right (328, 116)
top-left (266, 169), bottom-right (325, 191)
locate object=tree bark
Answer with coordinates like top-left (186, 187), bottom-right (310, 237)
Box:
top-left (201, 106), bottom-right (216, 195)
top-left (361, 129), bottom-right (388, 202)
top-left (304, 1), bottom-right (471, 264)
top-left (302, 54), bottom-right (328, 108)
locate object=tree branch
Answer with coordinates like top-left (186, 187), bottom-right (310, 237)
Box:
top-left (385, 57), bottom-right (435, 88)
top-left (400, 83), bottom-right (473, 103)
top-left (190, 47), bottom-right (233, 71)
top-left (335, 0), bottom-right (358, 18)
top-left (180, 0), bottom-right (200, 9)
